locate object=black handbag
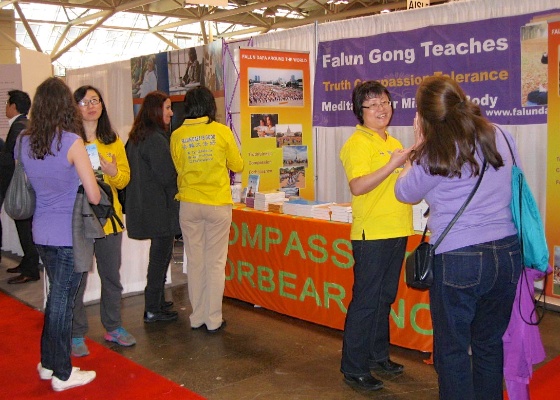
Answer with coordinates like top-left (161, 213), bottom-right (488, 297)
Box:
top-left (405, 230), bottom-right (434, 290)
top-left (405, 159), bottom-right (487, 290)
top-left (4, 139), bottom-right (36, 220)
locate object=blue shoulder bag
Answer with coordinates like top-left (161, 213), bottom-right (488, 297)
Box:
top-left (497, 126), bottom-right (549, 272)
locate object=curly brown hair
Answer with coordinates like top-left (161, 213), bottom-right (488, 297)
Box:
top-left (25, 77), bottom-right (85, 159)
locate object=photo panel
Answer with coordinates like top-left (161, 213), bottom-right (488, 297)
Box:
top-left (279, 166), bottom-right (306, 189)
top-left (282, 145), bottom-right (308, 168)
top-left (250, 113), bottom-right (278, 138)
top-left (248, 68), bottom-right (304, 107)
top-left (275, 123), bottom-right (303, 148)
top-left (520, 21), bottom-right (548, 106)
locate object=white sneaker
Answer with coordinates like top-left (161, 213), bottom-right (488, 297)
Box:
top-left (37, 362), bottom-right (53, 380)
top-left (51, 367), bottom-right (96, 392)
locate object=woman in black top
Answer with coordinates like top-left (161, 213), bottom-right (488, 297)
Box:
top-left (125, 91), bottom-right (181, 323)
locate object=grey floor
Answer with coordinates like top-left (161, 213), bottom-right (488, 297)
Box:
top-left (1, 247), bottom-right (559, 400)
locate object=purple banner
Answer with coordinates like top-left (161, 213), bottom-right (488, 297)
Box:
top-left (313, 11), bottom-right (557, 127)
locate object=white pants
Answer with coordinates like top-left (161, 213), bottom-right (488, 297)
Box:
top-left (179, 202), bottom-right (232, 330)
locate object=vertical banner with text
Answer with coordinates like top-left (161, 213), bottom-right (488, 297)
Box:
top-left (239, 48), bottom-right (314, 200)
top-left (546, 21), bottom-right (560, 297)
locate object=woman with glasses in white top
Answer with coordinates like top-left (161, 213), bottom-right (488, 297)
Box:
top-left (339, 81), bottom-right (413, 391)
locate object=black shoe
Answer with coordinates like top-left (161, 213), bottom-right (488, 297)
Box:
top-left (8, 274), bottom-right (40, 284)
top-left (191, 324), bottom-right (206, 330)
top-left (161, 301), bottom-right (174, 310)
top-left (6, 266), bottom-right (21, 273)
top-left (144, 311), bottom-right (178, 323)
top-left (370, 359), bottom-right (404, 374)
top-left (343, 374), bottom-right (383, 391)
top-left (206, 320), bottom-right (226, 333)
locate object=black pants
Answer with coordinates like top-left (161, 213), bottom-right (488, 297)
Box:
top-left (144, 235), bottom-right (174, 313)
top-left (15, 217), bottom-right (40, 279)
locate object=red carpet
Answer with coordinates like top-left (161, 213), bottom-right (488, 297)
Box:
top-left (0, 291), bottom-right (205, 399)
top-left (504, 355), bottom-right (560, 400)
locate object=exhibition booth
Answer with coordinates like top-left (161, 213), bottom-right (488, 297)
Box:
top-left (1, 0), bottom-right (558, 350)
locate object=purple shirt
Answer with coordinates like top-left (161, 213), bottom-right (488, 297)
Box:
top-left (19, 132), bottom-right (80, 246)
top-left (395, 125), bottom-right (518, 254)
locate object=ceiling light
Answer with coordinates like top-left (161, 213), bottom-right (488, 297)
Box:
top-left (263, 7), bottom-right (276, 18)
top-left (184, 0), bottom-right (228, 6)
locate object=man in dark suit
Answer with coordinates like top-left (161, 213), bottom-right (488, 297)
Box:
top-left (2, 90), bottom-right (40, 283)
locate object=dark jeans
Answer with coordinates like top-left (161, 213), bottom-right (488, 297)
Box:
top-left (144, 235), bottom-right (174, 313)
top-left (37, 245), bottom-right (83, 381)
top-left (430, 235), bottom-right (522, 400)
top-left (340, 237), bottom-right (408, 377)
top-left (73, 233), bottom-right (123, 336)
top-left (15, 217), bottom-right (40, 278)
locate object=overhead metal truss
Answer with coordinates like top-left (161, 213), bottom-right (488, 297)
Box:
top-left (0, 0), bottom-right (449, 73)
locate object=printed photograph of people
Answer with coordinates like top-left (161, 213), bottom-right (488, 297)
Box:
top-left (203, 40), bottom-right (224, 92)
top-left (521, 21), bottom-right (548, 106)
top-left (275, 124), bottom-right (302, 148)
top-left (280, 166), bottom-right (305, 189)
top-left (167, 47), bottom-right (202, 96)
top-left (250, 113), bottom-right (278, 138)
top-left (283, 145), bottom-right (308, 168)
top-left (131, 55), bottom-right (157, 98)
top-left (248, 68), bottom-right (304, 107)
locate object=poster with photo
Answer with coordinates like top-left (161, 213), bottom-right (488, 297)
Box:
top-left (166, 41), bottom-right (226, 128)
top-left (239, 48), bottom-right (313, 200)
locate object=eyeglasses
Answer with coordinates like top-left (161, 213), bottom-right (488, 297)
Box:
top-left (78, 98), bottom-right (101, 107)
top-left (362, 100), bottom-right (391, 110)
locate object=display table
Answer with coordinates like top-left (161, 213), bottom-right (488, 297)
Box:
top-left (225, 206), bottom-right (433, 353)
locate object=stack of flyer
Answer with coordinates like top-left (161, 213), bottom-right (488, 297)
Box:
top-left (330, 203), bottom-right (352, 223)
top-left (268, 202), bottom-right (284, 214)
top-left (283, 199), bottom-right (331, 218)
top-left (254, 190), bottom-right (286, 212)
top-left (311, 203), bottom-right (333, 221)
top-left (412, 199), bottom-right (429, 231)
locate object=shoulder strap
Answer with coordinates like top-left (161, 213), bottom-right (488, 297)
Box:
top-left (17, 137), bottom-right (25, 169)
top-left (494, 124), bottom-right (517, 166)
top-left (431, 158), bottom-right (488, 251)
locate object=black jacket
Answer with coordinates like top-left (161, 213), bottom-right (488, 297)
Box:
top-left (0, 114), bottom-right (28, 197)
top-left (125, 129), bottom-right (180, 239)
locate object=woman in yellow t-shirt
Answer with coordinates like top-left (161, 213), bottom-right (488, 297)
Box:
top-left (339, 81), bottom-right (413, 391)
top-left (171, 86), bottom-right (243, 333)
top-left (72, 86), bottom-right (135, 355)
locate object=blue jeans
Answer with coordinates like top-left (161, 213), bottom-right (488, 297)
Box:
top-left (37, 245), bottom-right (83, 381)
top-left (340, 237), bottom-right (407, 376)
top-left (430, 235), bottom-right (522, 400)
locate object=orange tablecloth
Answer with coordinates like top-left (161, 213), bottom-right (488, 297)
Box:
top-left (225, 207), bottom-right (433, 353)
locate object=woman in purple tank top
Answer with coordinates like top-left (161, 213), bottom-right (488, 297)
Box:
top-left (20, 77), bottom-right (100, 392)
